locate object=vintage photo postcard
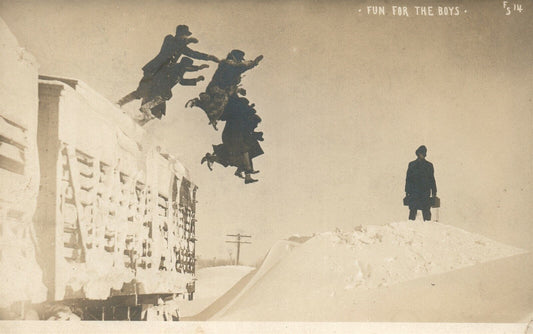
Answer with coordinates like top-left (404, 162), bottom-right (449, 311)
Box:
top-left (0, 0), bottom-right (531, 333)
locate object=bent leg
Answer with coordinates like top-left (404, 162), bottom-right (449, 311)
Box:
top-left (242, 152), bottom-right (258, 184)
top-left (234, 167), bottom-right (244, 179)
top-left (242, 152), bottom-right (253, 173)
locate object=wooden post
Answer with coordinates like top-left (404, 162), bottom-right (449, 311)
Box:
top-left (65, 145), bottom-right (89, 262)
top-left (226, 234), bottom-right (251, 265)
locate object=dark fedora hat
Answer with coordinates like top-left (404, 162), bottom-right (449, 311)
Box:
top-left (228, 49), bottom-right (245, 61)
top-left (176, 25), bottom-right (192, 36)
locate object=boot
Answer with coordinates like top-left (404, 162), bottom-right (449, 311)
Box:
top-left (234, 168), bottom-right (245, 179)
top-left (201, 153), bottom-right (214, 171)
top-left (244, 174), bottom-right (258, 184)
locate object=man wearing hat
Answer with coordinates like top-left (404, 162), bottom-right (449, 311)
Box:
top-left (118, 25), bottom-right (219, 122)
top-left (186, 49), bottom-right (263, 129)
top-left (405, 145), bottom-right (437, 221)
top-left (142, 25), bottom-right (219, 78)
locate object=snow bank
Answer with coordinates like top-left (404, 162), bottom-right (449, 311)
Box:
top-left (177, 265), bottom-right (255, 317)
top-left (214, 221), bottom-right (528, 321)
top-left (324, 221), bottom-right (526, 290)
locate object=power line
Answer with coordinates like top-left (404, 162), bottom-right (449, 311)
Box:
top-left (225, 233), bottom-right (252, 265)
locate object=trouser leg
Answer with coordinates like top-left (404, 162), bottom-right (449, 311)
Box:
top-left (409, 209), bottom-right (417, 220)
top-left (118, 91), bottom-right (139, 106)
top-left (250, 159), bottom-right (254, 171)
top-left (242, 152), bottom-right (253, 173)
top-left (422, 207), bottom-right (432, 221)
top-left (243, 152), bottom-right (258, 184)
top-left (234, 167), bottom-right (244, 179)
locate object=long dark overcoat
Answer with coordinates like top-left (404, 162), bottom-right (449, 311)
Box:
top-left (405, 159), bottom-right (437, 209)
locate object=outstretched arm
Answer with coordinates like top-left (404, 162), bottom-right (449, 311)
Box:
top-left (179, 75), bottom-right (205, 86)
top-left (184, 64), bottom-right (210, 72)
top-left (184, 37), bottom-right (199, 44)
top-left (183, 47), bottom-right (219, 62)
top-left (224, 55), bottom-right (263, 70)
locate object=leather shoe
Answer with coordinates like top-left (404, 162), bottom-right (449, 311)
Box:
top-left (245, 178), bottom-right (258, 184)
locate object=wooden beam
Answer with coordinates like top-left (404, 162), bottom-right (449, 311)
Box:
top-left (65, 145), bottom-right (89, 262)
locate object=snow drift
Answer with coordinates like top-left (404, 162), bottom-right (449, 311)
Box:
top-left (211, 221), bottom-right (530, 321)
top-left (177, 265), bottom-right (255, 317)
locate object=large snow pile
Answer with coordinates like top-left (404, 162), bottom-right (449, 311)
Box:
top-left (177, 265), bottom-right (255, 317)
top-left (323, 221), bottom-right (525, 291)
top-left (213, 221), bottom-right (530, 321)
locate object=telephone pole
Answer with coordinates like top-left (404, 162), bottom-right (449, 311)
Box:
top-left (225, 234), bottom-right (251, 265)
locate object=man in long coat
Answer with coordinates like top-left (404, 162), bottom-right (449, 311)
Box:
top-left (140, 57), bottom-right (208, 121)
top-left (118, 25), bottom-right (218, 117)
top-left (119, 57), bottom-right (209, 124)
top-left (201, 96), bottom-right (264, 184)
top-left (405, 145), bottom-right (437, 221)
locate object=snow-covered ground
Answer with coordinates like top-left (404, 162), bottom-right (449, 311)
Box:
top-left (175, 265), bottom-right (255, 317)
top-left (204, 221), bottom-right (531, 322)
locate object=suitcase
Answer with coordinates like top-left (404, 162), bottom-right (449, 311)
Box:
top-left (430, 196), bottom-right (440, 208)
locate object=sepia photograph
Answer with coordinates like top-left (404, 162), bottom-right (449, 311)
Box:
top-left (0, 0), bottom-right (532, 333)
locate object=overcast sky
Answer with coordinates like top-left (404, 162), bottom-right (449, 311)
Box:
top-left (1, 0), bottom-right (531, 264)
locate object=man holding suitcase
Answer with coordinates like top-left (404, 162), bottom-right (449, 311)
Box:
top-left (405, 145), bottom-right (438, 221)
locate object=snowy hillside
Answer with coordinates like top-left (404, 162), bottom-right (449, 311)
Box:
top-left (209, 221), bottom-right (531, 322)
